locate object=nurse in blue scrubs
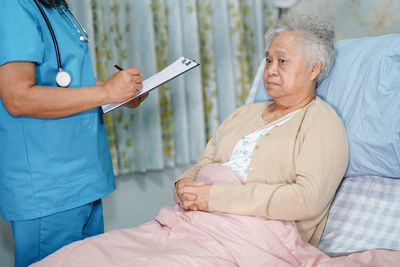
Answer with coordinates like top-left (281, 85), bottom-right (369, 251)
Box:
top-left (0, 0), bottom-right (147, 266)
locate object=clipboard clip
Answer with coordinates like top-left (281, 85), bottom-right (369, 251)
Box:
top-left (182, 57), bottom-right (198, 66)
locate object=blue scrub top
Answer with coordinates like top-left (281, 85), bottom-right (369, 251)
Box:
top-left (0, 0), bottom-right (115, 221)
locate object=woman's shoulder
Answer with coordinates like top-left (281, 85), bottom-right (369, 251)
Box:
top-left (303, 97), bottom-right (346, 132)
top-left (308, 97), bottom-right (342, 121)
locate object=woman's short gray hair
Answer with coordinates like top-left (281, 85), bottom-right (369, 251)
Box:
top-left (265, 13), bottom-right (335, 83)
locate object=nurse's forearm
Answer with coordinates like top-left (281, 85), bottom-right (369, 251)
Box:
top-left (0, 61), bottom-right (142, 118)
top-left (10, 85), bottom-right (109, 118)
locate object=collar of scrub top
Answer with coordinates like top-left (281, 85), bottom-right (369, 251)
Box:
top-left (33, 0), bottom-right (90, 87)
top-left (58, 3), bottom-right (90, 42)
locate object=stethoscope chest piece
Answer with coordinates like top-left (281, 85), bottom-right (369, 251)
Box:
top-left (34, 0), bottom-right (88, 88)
top-left (56, 70), bottom-right (71, 87)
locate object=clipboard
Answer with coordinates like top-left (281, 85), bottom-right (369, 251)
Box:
top-left (101, 57), bottom-right (200, 114)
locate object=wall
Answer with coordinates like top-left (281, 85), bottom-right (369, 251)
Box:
top-left (289, 0), bottom-right (400, 40)
top-left (0, 165), bottom-right (189, 267)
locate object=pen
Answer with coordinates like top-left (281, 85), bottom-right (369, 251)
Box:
top-left (113, 64), bottom-right (123, 71)
top-left (113, 63), bottom-right (144, 101)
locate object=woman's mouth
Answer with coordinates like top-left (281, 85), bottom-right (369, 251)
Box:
top-left (267, 81), bottom-right (279, 87)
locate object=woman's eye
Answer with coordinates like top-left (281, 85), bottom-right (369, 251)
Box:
top-left (266, 58), bottom-right (272, 64)
top-left (279, 59), bottom-right (286, 63)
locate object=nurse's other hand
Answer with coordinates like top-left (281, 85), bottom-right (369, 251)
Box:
top-left (124, 93), bottom-right (149, 109)
top-left (103, 68), bottom-right (143, 103)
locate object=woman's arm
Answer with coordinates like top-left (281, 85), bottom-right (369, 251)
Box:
top-left (208, 116), bottom-right (349, 220)
top-left (174, 135), bottom-right (217, 205)
top-left (0, 61), bottom-right (143, 118)
top-left (174, 105), bottom-right (249, 206)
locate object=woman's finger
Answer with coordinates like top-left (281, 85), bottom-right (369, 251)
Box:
top-left (183, 192), bottom-right (197, 201)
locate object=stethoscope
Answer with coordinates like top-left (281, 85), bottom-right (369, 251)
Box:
top-left (33, 0), bottom-right (90, 87)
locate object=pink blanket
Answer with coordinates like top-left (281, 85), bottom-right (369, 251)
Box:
top-left (33, 164), bottom-right (400, 266)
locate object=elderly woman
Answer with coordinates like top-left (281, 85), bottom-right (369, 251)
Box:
top-left (33, 13), bottom-right (352, 267)
top-left (175, 12), bottom-right (348, 246)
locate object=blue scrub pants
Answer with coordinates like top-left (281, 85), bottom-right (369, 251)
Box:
top-left (11, 199), bottom-right (104, 267)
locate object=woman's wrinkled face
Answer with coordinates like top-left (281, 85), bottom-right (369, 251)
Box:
top-left (264, 31), bottom-right (317, 104)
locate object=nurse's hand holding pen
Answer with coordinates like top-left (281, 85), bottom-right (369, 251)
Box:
top-left (102, 66), bottom-right (148, 109)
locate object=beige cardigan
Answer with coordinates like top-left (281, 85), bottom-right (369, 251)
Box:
top-left (175, 97), bottom-right (349, 246)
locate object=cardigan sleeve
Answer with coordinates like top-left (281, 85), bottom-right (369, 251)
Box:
top-left (208, 106), bottom-right (349, 221)
top-left (266, 115), bottom-right (349, 220)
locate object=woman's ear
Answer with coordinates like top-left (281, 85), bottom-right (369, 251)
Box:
top-left (310, 62), bottom-right (322, 81)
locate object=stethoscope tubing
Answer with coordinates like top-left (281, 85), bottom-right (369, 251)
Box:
top-left (32, 0), bottom-right (72, 87)
top-left (33, 0), bottom-right (62, 71)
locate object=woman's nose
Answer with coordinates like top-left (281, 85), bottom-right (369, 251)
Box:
top-left (266, 61), bottom-right (278, 76)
